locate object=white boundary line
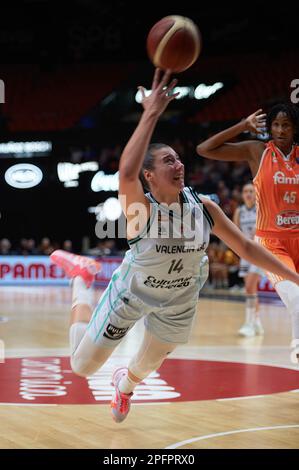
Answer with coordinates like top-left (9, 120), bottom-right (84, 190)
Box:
top-left (165, 424), bottom-right (299, 449)
top-left (217, 395), bottom-right (267, 402)
top-left (134, 402), bottom-right (171, 406)
top-left (0, 403), bottom-right (58, 406)
top-left (170, 354), bottom-right (299, 371)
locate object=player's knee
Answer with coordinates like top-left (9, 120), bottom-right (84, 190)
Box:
top-left (70, 355), bottom-right (99, 377)
top-left (70, 356), bottom-right (89, 377)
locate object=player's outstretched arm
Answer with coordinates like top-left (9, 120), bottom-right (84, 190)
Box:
top-left (119, 68), bottom-right (178, 217)
top-left (202, 197), bottom-right (299, 286)
top-left (196, 109), bottom-right (266, 163)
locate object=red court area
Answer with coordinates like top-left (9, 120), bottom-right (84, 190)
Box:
top-left (0, 357), bottom-right (298, 405)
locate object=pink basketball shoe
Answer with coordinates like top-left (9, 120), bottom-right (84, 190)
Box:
top-left (111, 367), bottom-right (133, 423)
top-left (50, 250), bottom-right (101, 288)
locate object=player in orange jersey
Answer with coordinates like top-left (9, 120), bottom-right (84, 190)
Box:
top-left (197, 103), bottom-right (299, 361)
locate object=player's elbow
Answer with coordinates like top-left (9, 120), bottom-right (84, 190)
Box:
top-left (196, 143), bottom-right (212, 158)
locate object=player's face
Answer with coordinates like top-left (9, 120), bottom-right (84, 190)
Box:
top-left (271, 112), bottom-right (295, 150)
top-left (150, 146), bottom-right (185, 191)
top-left (242, 184), bottom-right (255, 206)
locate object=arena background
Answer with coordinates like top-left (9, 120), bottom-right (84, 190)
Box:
top-left (1, 0), bottom-right (299, 457)
top-left (0, 1), bottom-right (298, 288)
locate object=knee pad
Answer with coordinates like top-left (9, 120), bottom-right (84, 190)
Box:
top-left (70, 326), bottom-right (113, 377)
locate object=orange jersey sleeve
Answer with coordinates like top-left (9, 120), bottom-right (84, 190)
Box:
top-left (253, 141), bottom-right (299, 238)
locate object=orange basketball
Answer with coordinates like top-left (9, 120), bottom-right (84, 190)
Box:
top-left (146, 15), bottom-right (201, 73)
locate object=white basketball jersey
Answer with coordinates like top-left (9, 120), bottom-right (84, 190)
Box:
top-left (239, 204), bottom-right (256, 240)
top-left (114, 187), bottom-right (213, 308)
top-left (238, 203), bottom-right (263, 277)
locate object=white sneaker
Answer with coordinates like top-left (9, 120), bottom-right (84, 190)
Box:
top-left (290, 340), bottom-right (299, 365)
top-left (253, 318), bottom-right (264, 336)
top-left (238, 322), bottom-right (256, 337)
top-left (290, 348), bottom-right (299, 364)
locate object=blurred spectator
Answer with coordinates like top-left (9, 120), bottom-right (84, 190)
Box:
top-left (38, 237), bottom-right (54, 255)
top-left (70, 146), bottom-right (83, 164)
top-left (0, 111), bottom-right (8, 132)
top-left (207, 241), bottom-right (229, 289)
top-left (217, 181), bottom-right (233, 217)
top-left (223, 247), bottom-right (241, 289)
top-left (87, 239), bottom-right (119, 256)
top-left (63, 240), bottom-right (73, 252)
top-left (17, 238), bottom-right (38, 256)
top-left (171, 138), bottom-right (185, 159)
top-left (0, 238), bottom-right (12, 255)
top-left (18, 238), bottom-right (30, 256)
top-left (187, 162), bottom-right (205, 187)
top-left (83, 145), bottom-right (97, 161)
top-left (86, 240), bottom-right (107, 256)
top-left (231, 187), bottom-right (242, 207)
top-left (27, 238), bottom-right (38, 255)
top-left (103, 239), bottom-right (118, 256)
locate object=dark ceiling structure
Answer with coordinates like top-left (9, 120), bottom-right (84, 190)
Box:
top-left (1, 0), bottom-right (297, 64)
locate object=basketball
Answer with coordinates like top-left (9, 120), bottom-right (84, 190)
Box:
top-left (146, 15), bottom-right (201, 73)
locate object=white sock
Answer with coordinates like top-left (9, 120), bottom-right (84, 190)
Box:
top-left (118, 373), bottom-right (139, 394)
top-left (245, 294), bottom-right (257, 323)
top-left (69, 322), bottom-right (88, 354)
top-left (245, 308), bottom-right (255, 324)
top-left (72, 276), bottom-right (93, 309)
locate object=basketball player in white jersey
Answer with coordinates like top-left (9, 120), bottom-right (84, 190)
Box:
top-left (51, 69), bottom-right (299, 423)
top-left (233, 183), bottom-right (264, 337)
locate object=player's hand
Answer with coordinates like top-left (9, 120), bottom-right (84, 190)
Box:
top-left (245, 109), bottom-right (267, 133)
top-left (138, 68), bottom-right (179, 116)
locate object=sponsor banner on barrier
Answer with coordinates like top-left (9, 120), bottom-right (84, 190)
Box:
top-left (0, 255), bottom-right (275, 293)
top-left (0, 256), bottom-right (122, 286)
top-left (258, 275), bottom-right (275, 293)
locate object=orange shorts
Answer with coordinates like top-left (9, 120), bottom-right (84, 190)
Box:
top-left (255, 236), bottom-right (299, 286)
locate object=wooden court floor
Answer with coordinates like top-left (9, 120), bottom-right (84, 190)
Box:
top-left (0, 286), bottom-right (298, 449)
